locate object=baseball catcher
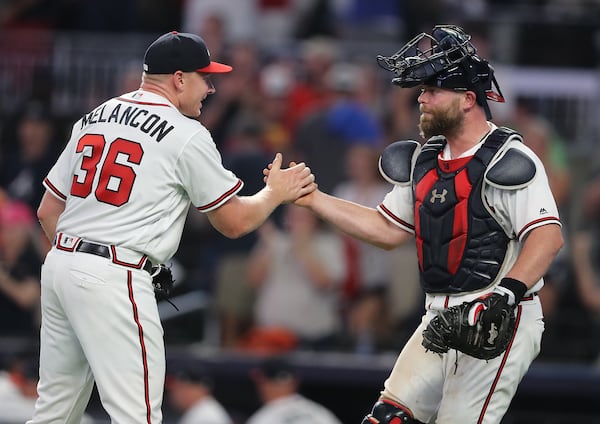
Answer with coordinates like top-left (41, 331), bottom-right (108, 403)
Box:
top-left (287, 23), bottom-right (564, 424)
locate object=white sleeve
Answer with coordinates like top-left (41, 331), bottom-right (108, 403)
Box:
top-left (377, 184), bottom-right (415, 233)
top-left (485, 143), bottom-right (561, 241)
top-left (176, 128), bottom-right (243, 212)
top-left (42, 122), bottom-right (80, 200)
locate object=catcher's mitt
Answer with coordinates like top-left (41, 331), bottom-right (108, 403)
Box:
top-left (422, 293), bottom-right (516, 360)
top-left (150, 263), bottom-right (175, 301)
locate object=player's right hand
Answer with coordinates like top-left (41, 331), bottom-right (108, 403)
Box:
top-left (264, 153), bottom-right (317, 204)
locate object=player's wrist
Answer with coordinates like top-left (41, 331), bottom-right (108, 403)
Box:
top-left (494, 277), bottom-right (528, 305)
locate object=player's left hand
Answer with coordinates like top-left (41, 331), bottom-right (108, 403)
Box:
top-left (263, 154), bottom-right (317, 203)
top-left (422, 292), bottom-right (516, 360)
top-left (151, 264), bottom-right (175, 300)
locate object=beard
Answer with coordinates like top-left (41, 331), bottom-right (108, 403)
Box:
top-left (418, 98), bottom-right (464, 140)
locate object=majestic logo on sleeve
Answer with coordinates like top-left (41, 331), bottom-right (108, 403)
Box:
top-left (430, 188), bottom-right (448, 203)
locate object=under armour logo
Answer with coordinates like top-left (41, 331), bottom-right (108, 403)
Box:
top-left (430, 188), bottom-right (448, 203)
top-left (487, 322), bottom-right (499, 344)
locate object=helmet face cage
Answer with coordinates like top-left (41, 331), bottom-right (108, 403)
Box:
top-left (376, 25), bottom-right (477, 88)
top-left (377, 25), bottom-right (504, 119)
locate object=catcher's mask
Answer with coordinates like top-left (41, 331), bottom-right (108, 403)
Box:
top-left (377, 25), bottom-right (505, 120)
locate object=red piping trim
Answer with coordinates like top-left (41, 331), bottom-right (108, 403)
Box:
top-left (110, 245), bottom-right (147, 269)
top-left (378, 204), bottom-right (415, 231)
top-left (127, 271), bottom-right (152, 423)
top-left (44, 178), bottom-right (67, 200)
top-left (117, 97), bottom-right (170, 107)
top-left (196, 179), bottom-right (243, 211)
top-left (477, 304), bottom-right (522, 424)
top-left (517, 217), bottom-right (560, 239)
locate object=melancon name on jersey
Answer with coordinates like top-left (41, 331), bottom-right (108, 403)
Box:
top-left (81, 103), bottom-right (174, 142)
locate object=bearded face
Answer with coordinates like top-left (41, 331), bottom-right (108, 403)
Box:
top-left (418, 95), bottom-right (464, 140)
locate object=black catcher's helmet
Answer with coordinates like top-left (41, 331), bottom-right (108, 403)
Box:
top-left (377, 25), bottom-right (505, 119)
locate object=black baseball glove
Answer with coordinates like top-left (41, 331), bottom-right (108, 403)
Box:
top-left (150, 263), bottom-right (175, 301)
top-left (422, 292), bottom-right (517, 360)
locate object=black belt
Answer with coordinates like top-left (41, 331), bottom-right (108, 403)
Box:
top-left (75, 241), bottom-right (153, 273)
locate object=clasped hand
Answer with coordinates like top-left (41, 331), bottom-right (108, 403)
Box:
top-left (263, 153), bottom-right (317, 204)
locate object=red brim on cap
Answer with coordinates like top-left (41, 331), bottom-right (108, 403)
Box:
top-left (197, 62), bottom-right (233, 73)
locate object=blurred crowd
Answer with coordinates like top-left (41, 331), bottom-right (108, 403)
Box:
top-left (0, 0), bottom-right (599, 421)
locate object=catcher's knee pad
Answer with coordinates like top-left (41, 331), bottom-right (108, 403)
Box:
top-left (361, 399), bottom-right (424, 424)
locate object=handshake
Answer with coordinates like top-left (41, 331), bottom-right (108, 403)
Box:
top-left (262, 153), bottom-right (318, 206)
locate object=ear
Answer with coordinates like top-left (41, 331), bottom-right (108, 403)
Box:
top-left (463, 90), bottom-right (478, 110)
top-left (172, 71), bottom-right (185, 91)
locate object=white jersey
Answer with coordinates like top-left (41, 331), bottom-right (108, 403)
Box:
top-left (178, 397), bottom-right (233, 424)
top-left (43, 90), bottom-right (243, 263)
top-left (376, 123), bottom-right (561, 294)
top-left (246, 394), bottom-right (342, 424)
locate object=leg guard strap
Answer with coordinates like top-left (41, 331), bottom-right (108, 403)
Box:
top-left (361, 399), bottom-right (425, 424)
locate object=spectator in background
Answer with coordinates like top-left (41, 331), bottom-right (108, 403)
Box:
top-left (0, 354), bottom-right (42, 424)
top-left (332, 143), bottom-right (394, 354)
top-left (506, 97), bottom-right (574, 328)
top-left (193, 13), bottom-right (229, 63)
top-left (294, 61), bottom-right (384, 194)
top-left (384, 86), bottom-right (421, 142)
top-left (246, 356), bottom-right (342, 424)
top-left (571, 169), bottom-right (600, 364)
top-left (292, 0), bottom-right (337, 40)
top-left (166, 363), bottom-right (233, 424)
top-left (0, 100), bottom-right (60, 212)
top-left (181, 0), bottom-right (257, 44)
top-left (0, 352), bottom-right (95, 424)
top-left (521, 117), bottom-right (572, 313)
top-left (350, 58), bottom-right (387, 124)
top-left (505, 102), bottom-right (572, 322)
top-left (0, 199), bottom-right (44, 340)
top-left (244, 205), bottom-right (345, 352)
top-left (285, 37), bottom-right (338, 134)
top-left (213, 117), bottom-right (273, 349)
top-left (258, 60), bottom-right (296, 156)
top-left (330, 0), bottom-right (403, 40)
top-left (200, 40), bottom-right (262, 149)
top-left (508, 98), bottom-right (571, 210)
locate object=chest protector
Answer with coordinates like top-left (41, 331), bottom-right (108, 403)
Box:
top-left (413, 128), bottom-right (513, 294)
